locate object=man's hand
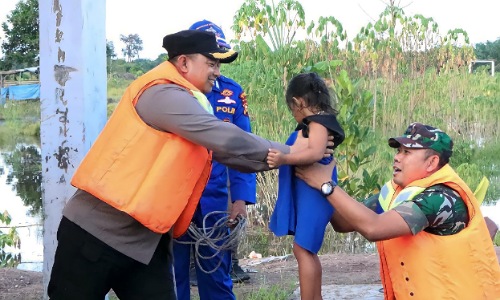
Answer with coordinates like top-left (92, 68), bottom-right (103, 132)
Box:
top-left (267, 148), bottom-right (286, 168)
top-left (228, 200), bottom-right (247, 228)
top-left (295, 160), bottom-right (336, 190)
top-left (325, 135), bottom-right (334, 157)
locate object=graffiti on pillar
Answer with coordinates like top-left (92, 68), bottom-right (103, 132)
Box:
top-left (56, 107), bottom-right (68, 136)
top-left (57, 47), bottom-right (65, 63)
top-left (55, 28), bottom-right (63, 42)
top-left (55, 87), bottom-right (67, 105)
top-left (53, 0), bottom-right (62, 26)
top-left (54, 65), bottom-right (76, 86)
top-left (54, 140), bottom-right (71, 172)
top-left (50, 0), bottom-right (77, 174)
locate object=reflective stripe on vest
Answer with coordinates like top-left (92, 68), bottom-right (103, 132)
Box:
top-left (378, 183), bottom-right (425, 211)
top-left (192, 90), bottom-right (214, 114)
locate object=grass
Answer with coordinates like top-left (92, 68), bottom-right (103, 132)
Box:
top-left (0, 100), bottom-right (40, 137)
top-left (236, 280), bottom-right (297, 300)
top-left (107, 76), bottom-right (133, 103)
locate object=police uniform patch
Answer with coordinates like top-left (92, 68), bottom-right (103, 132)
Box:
top-left (217, 97), bottom-right (236, 104)
top-left (216, 106), bottom-right (235, 114)
top-left (240, 92), bottom-right (249, 116)
top-left (221, 89), bottom-right (233, 97)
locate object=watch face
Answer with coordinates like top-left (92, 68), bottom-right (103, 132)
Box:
top-left (321, 182), bottom-right (333, 195)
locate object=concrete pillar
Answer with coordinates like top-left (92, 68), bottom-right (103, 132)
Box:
top-left (39, 0), bottom-right (106, 298)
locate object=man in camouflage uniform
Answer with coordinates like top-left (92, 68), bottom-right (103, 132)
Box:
top-left (363, 123), bottom-right (468, 236)
top-left (302, 122), bottom-right (469, 237)
top-left (295, 122), bottom-right (500, 299)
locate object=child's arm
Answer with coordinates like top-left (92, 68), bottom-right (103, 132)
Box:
top-left (268, 122), bottom-right (328, 167)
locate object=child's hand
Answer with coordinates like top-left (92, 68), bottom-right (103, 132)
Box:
top-left (267, 148), bottom-right (285, 168)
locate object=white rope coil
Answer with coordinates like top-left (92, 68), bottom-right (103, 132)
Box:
top-left (175, 210), bottom-right (247, 274)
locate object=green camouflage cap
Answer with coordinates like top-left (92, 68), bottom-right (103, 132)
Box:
top-left (388, 122), bottom-right (453, 159)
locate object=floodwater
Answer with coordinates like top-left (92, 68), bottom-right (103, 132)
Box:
top-left (0, 151), bottom-right (43, 272)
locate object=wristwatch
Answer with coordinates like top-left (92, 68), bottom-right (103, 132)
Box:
top-left (320, 180), bottom-right (336, 197)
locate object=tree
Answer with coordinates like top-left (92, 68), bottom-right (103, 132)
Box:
top-left (474, 38), bottom-right (500, 72)
top-left (106, 40), bottom-right (116, 74)
top-left (120, 33), bottom-right (143, 62)
top-left (233, 0), bottom-right (306, 51)
top-left (1, 0), bottom-right (39, 70)
top-left (106, 40), bottom-right (117, 60)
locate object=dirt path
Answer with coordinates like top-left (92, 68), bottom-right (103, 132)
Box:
top-left (1, 247), bottom-right (498, 299)
top-left (233, 252), bottom-right (381, 299)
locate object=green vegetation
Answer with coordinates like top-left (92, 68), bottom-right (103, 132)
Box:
top-left (0, 0), bottom-right (38, 70)
top-left (0, 212), bottom-right (20, 267)
top-left (0, 99), bottom-right (40, 136)
top-left (474, 39), bottom-right (500, 72)
top-left (236, 280), bottom-right (297, 300)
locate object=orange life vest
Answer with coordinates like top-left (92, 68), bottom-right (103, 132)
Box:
top-left (377, 164), bottom-right (500, 299)
top-left (71, 61), bottom-right (212, 238)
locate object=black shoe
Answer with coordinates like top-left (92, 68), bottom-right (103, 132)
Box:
top-left (231, 264), bottom-right (250, 283)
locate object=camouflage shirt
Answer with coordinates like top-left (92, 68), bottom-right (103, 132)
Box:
top-left (364, 184), bottom-right (469, 235)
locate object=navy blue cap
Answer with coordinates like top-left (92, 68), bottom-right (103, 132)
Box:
top-left (189, 19), bottom-right (231, 50)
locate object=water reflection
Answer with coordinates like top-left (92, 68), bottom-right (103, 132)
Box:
top-left (0, 133), bottom-right (43, 271)
top-left (2, 145), bottom-right (42, 216)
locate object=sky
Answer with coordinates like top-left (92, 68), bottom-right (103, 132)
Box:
top-left (0, 0), bottom-right (499, 60)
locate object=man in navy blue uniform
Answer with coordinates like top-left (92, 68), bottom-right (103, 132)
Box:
top-left (173, 20), bottom-right (256, 300)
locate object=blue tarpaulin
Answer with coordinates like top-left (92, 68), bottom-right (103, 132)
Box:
top-left (7, 84), bottom-right (40, 100)
top-left (0, 84), bottom-right (41, 103)
top-left (0, 87), bottom-right (7, 105)
top-left (0, 87), bottom-right (7, 101)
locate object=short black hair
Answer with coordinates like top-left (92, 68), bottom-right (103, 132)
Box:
top-left (286, 72), bottom-right (336, 114)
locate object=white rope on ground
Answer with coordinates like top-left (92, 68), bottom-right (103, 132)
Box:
top-left (175, 210), bottom-right (247, 274)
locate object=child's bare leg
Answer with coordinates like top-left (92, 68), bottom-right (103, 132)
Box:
top-left (293, 242), bottom-right (323, 300)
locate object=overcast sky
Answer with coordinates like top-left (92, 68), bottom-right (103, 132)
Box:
top-left (1, 0), bottom-right (499, 59)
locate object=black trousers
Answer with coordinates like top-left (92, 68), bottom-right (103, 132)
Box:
top-left (48, 217), bottom-right (175, 300)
